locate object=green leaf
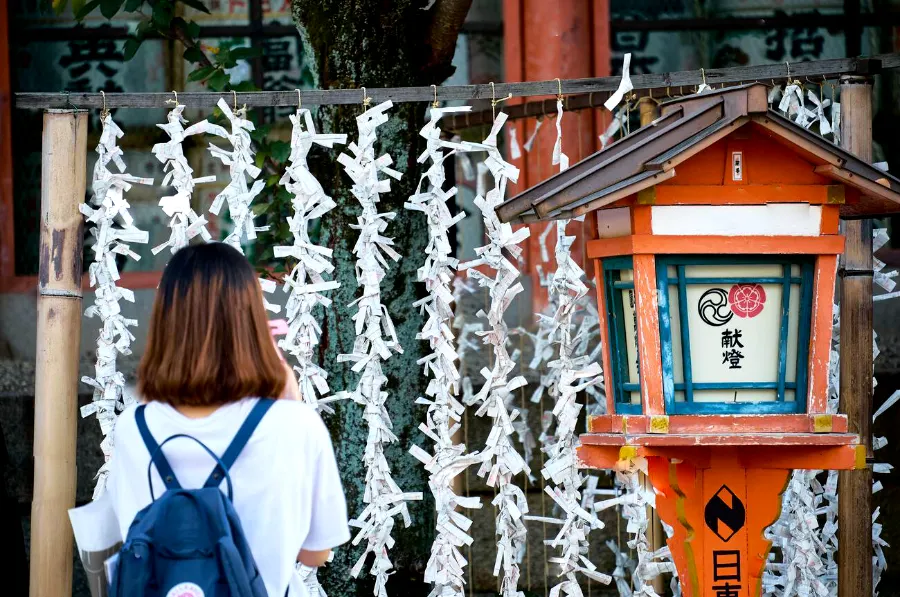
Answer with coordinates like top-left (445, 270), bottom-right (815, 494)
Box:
top-left (183, 46), bottom-right (206, 64)
top-left (187, 65), bottom-right (215, 81)
top-left (187, 20), bottom-right (201, 38)
top-left (254, 152), bottom-right (266, 169)
top-left (266, 175), bottom-right (279, 188)
top-left (206, 70), bottom-right (229, 91)
top-left (178, 0), bottom-right (210, 14)
top-left (123, 0), bottom-right (141, 11)
top-left (123, 37), bottom-right (142, 60)
top-left (230, 46), bottom-right (262, 60)
top-left (70, 0), bottom-right (86, 16)
top-left (231, 81), bottom-right (257, 92)
top-left (151, 0), bottom-right (173, 26)
top-left (252, 202), bottom-right (269, 216)
top-left (99, 0), bottom-right (125, 18)
top-left (249, 125), bottom-right (270, 143)
top-left (269, 141), bottom-right (290, 163)
top-left (74, 0), bottom-right (100, 18)
top-left (135, 17), bottom-right (153, 38)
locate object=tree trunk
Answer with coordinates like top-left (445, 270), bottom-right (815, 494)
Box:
top-left (290, 2), bottom-right (471, 595)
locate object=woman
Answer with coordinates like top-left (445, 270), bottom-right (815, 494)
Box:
top-left (107, 242), bottom-right (349, 596)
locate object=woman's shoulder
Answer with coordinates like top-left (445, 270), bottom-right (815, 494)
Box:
top-left (262, 399), bottom-right (328, 436)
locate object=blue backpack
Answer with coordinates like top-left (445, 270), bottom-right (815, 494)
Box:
top-left (110, 399), bottom-right (274, 597)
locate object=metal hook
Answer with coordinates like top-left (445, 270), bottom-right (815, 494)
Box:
top-left (701, 67), bottom-right (707, 87)
top-left (431, 84), bottom-right (439, 109)
top-left (166, 90), bottom-right (179, 106)
top-left (99, 90), bottom-right (109, 120)
top-left (296, 89), bottom-right (302, 110)
top-left (232, 90), bottom-right (238, 111)
top-left (361, 86), bottom-right (371, 108)
top-left (489, 82), bottom-right (512, 119)
top-left (556, 77), bottom-right (563, 101)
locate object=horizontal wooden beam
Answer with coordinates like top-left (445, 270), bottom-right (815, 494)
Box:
top-left (586, 234), bottom-right (845, 258)
top-left (588, 413), bottom-right (849, 434)
top-left (14, 53), bottom-right (898, 111)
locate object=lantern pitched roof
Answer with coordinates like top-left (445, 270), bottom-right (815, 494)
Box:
top-left (497, 83), bottom-right (900, 223)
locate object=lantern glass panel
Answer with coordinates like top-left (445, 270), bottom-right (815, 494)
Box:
top-left (657, 257), bottom-right (814, 415)
top-left (602, 257), bottom-right (642, 413)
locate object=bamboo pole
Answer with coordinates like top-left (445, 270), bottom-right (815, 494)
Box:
top-left (636, 95), bottom-right (668, 596)
top-left (29, 109), bottom-right (88, 597)
top-left (638, 96), bottom-right (658, 127)
top-left (837, 76), bottom-right (873, 597)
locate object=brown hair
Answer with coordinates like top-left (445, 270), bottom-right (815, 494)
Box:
top-left (138, 242), bottom-right (285, 406)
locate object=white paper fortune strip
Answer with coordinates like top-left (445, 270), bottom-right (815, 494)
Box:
top-left (458, 111), bottom-right (531, 597)
top-left (79, 112), bottom-right (152, 498)
top-left (405, 105), bottom-right (485, 597)
top-left (523, 222), bottom-right (609, 597)
top-left (151, 103), bottom-right (215, 254)
top-left (197, 98), bottom-right (269, 252)
top-left (764, 227), bottom-right (898, 597)
top-left (601, 465), bottom-right (674, 596)
top-left (275, 107), bottom-right (347, 414)
top-left (605, 53), bottom-right (633, 111)
top-left (336, 100), bottom-right (422, 597)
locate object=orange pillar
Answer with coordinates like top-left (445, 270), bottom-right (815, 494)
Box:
top-left (503, 0), bottom-right (610, 311)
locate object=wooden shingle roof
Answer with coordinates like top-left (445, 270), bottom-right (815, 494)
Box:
top-left (497, 83), bottom-right (900, 223)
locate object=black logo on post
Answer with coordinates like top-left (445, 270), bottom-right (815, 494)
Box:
top-left (698, 288), bottom-right (733, 326)
top-left (704, 485), bottom-right (745, 542)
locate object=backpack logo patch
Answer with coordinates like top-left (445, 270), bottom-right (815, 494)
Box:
top-left (166, 583), bottom-right (205, 597)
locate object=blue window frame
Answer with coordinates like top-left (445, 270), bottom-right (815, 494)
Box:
top-left (602, 256), bottom-right (642, 414)
top-left (656, 255), bottom-right (814, 415)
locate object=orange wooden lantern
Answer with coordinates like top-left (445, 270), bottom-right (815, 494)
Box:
top-left (498, 84), bottom-right (900, 597)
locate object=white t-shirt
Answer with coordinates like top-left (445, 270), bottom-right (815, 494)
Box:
top-left (107, 398), bottom-right (351, 597)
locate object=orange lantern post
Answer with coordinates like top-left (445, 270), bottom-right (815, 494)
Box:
top-left (497, 83), bottom-right (900, 597)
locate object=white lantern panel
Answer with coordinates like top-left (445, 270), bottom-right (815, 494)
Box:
top-left (669, 263), bottom-right (802, 404)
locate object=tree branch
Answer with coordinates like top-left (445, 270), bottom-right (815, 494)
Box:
top-left (423, 0), bottom-right (473, 78)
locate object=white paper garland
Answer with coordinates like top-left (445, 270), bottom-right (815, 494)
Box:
top-left (276, 107), bottom-right (347, 413)
top-left (524, 220), bottom-right (610, 596)
top-left (79, 113), bottom-right (152, 498)
top-left (151, 103), bottom-right (215, 254)
top-left (198, 98), bottom-right (269, 252)
top-left (764, 227), bottom-right (897, 597)
top-left (405, 105), bottom-right (485, 597)
top-left (458, 111), bottom-right (531, 597)
top-left (336, 99), bottom-right (422, 597)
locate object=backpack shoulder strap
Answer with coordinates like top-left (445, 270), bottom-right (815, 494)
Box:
top-left (135, 404), bottom-right (181, 492)
top-left (204, 398), bottom-right (275, 489)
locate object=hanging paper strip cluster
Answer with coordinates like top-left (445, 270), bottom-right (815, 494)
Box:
top-left (336, 99), bottom-right (422, 597)
top-left (275, 107), bottom-right (347, 412)
top-left (199, 98), bottom-right (269, 252)
top-left (524, 222), bottom-right (610, 597)
top-left (518, 97), bottom-right (610, 596)
top-left (769, 84), bottom-right (841, 144)
top-left (459, 111), bottom-right (531, 597)
top-left (79, 113), bottom-right (152, 498)
top-left (763, 227), bottom-right (898, 597)
top-left (151, 103), bottom-right (216, 254)
top-left (405, 105), bottom-right (484, 597)
top-left (594, 465), bottom-right (677, 597)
